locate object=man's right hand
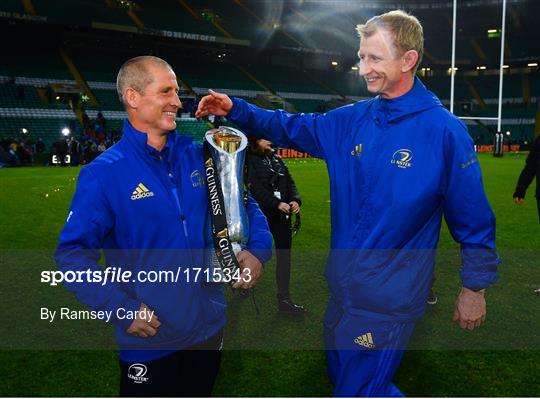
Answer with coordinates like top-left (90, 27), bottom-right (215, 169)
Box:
top-left (277, 202), bottom-right (291, 214)
top-left (126, 303), bottom-right (161, 338)
top-left (513, 197), bottom-right (524, 205)
top-left (195, 89), bottom-right (233, 119)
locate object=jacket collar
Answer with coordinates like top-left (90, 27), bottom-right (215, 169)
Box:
top-left (121, 118), bottom-right (193, 162)
top-left (372, 77), bottom-right (443, 124)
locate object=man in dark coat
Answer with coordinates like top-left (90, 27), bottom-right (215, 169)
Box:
top-left (513, 134), bottom-right (540, 223)
top-left (247, 138), bottom-right (306, 314)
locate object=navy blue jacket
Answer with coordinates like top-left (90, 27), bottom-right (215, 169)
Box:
top-left (55, 119), bottom-right (272, 360)
top-left (227, 78), bottom-right (500, 321)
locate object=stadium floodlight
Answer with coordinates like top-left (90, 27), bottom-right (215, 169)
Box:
top-left (527, 62), bottom-right (538, 67)
top-left (55, 96), bottom-right (60, 100)
top-left (21, 128), bottom-right (28, 134)
top-left (447, 67), bottom-right (458, 75)
top-left (61, 127), bottom-right (70, 136)
top-left (503, 65), bottom-right (509, 68)
top-left (506, 131), bottom-right (511, 136)
top-left (351, 66), bottom-right (358, 71)
top-left (331, 61), bottom-right (338, 66)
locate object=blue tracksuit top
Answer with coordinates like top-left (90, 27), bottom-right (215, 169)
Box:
top-left (227, 77), bottom-right (500, 322)
top-left (55, 119), bottom-right (272, 360)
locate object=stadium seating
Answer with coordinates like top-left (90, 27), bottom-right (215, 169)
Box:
top-left (135, 0), bottom-right (222, 36)
top-left (198, 0), bottom-right (255, 40)
top-left (251, 65), bottom-right (330, 94)
top-left (307, 69), bottom-right (369, 97)
top-left (287, 98), bottom-right (327, 113)
top-left (3, 46), bottom-right (71, 80)
top-left (69, 50), bottom-right (126, 83)
top-left (0, 83), bottom-right (46, 109)
top-left (1, 0), bottom-right (25, 13)
top-left (31, 0), bottom-right (135, 26)
top-left (172, 61), bottom-right (263, 92)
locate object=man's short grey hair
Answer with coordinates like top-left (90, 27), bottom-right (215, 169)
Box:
top-left (116, 56), bottom-right (173, 105)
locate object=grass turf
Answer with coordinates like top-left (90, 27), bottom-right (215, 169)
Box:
top-left (0, 153), bottom-right (538, 396)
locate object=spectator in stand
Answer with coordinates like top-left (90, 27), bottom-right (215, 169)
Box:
top-left (96, 127), bottom-right (107, 144)
top-left (86, 127), bottom-right (96, 140)
top-left (96, 111), bottom-right (107, 129)
top-left (1, 138), bottom-right (11, 152)
top-left (82, 111), bottom-right (90, 130)
top-left (0, 146), bottom-right (9, 167)
top-left (82, 140), bottom-right (96, 164)
top-left (69, 138), bottom-right (82, 166)
top-left (513, 134), bottom-right (540, 223)
top-left (36, 138), bottom-right (45, 154)
top-left (56, 138), bottom-right (68, 166)
top-left (17, 141), bottom-right (32, 165)
top-left (111, 129), bottom-right (122, 144)
top-left (7, 142), bottom-right (20, 166)
top-left (9, 141), bottom-right (18, 154)
top-left (97, 142), bottom-right (107, 153)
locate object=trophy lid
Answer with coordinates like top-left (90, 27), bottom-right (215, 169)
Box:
top-left (205, 127), bottom-right (247, 154)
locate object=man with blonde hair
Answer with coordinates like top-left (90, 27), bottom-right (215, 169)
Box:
top-left (196, 10), bottom-right (500, 397)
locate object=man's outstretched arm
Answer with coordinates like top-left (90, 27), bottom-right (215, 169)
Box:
top-left (196, 89), bottom-right (354, 160)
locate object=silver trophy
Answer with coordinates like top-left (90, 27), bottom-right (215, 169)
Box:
top-left (205, 126), bottom-right (250, 254)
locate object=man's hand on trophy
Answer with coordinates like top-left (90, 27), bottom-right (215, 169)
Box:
top-left (278, 202), bottom-right (291, 214)
top-left (233, 250), bottom-right (263, 289)
top-left (126, 303), bottom-right (161, 338)
top-left (195, 89), bottom-right (233, 119)
top-left (289, 201), bottom-right (300, 214)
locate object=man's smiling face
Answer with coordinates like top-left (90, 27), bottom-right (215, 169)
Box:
top-left (358, 28), bottom-right (407, 99)
top-left (132, 63), bottom-right (181, 135)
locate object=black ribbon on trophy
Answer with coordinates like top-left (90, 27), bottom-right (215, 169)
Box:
top-left (203, 127), bottom-right (253, 298)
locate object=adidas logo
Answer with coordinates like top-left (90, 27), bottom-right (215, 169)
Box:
top-left (354, 332), bottom-right (375, 349)
top-left (131, 183), bottom-right (155, 200)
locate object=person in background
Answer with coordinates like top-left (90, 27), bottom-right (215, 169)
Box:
top-left (247, 138), bottom-right (306, 314)
top-left (513, 134), bottom-right (540, 223)
top-left (36, 138), bottom-right (45, 154)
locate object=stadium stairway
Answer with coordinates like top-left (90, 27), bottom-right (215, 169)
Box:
top-left (59, 49), bottom-right (100, 109)
top-left (178, 0), bottom-right (234, 38)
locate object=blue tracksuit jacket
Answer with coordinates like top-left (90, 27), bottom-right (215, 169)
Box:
top-left (227, 77), bottom-right (500, 322)
top-left (55, 119), bottom-right (272, 360)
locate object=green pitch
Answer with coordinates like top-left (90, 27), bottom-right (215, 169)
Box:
top-left (0, 153), bottom-right (538, 396)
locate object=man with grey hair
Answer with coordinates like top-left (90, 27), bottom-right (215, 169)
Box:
top-left (55, 56), bottom-right (272, 396)
top-left (197, 10), bottom-right (500, 397)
